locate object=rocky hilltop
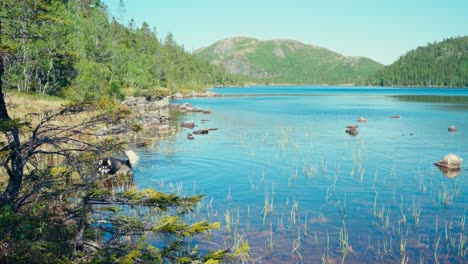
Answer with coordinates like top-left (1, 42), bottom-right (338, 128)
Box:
top-left (195, 37), bottom-right (383, 85)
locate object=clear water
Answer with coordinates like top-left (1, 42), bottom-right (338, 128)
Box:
top-left (136, 86), bottom-right (468, 263)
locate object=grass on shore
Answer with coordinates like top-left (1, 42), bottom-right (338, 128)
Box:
top-left (4, 90), bottom-right (67, 118)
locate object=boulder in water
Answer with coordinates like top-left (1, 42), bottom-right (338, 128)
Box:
top-left (433, 153), bottom-right (463, 169)
top-left (448, 126), bottom-right (457, 132)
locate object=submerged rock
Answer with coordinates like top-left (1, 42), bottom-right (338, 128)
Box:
top-left (193, 129), bottom-right (209, 135)
top-left (433, 153), bottom-right (463, 169)
top-left (187, 133), bottom-right (194, 140)
top-left (193, 128), bottom-right (219, 135)
top-left (448, 125), bottom-right (457, 132)
top-left (390, 115), bottom-right (401, 118)
top-left (181, 120), bottom-right (195, 129)
top-left (345, 127), bottom-right (358, 136)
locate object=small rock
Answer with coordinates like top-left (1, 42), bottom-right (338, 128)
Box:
top-left (187, 133), bottom-right (194, 140)
top-left (193, 129), bottom-right (209, 135)
top-left (345, 127), bottom-right (358, 136)
top-left (172, 92), bottom-right (184, 99)
top-left (181, 120), bottom-right (195, 129)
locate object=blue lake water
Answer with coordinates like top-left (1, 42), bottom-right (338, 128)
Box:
top-left (136, 86), bottom-right (468, 263)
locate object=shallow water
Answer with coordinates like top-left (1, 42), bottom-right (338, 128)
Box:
top-left (136, 86), bottom-right (468, 263)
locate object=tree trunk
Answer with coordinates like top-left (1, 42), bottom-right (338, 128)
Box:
top-left (0, 20), bottom-right (24, 208)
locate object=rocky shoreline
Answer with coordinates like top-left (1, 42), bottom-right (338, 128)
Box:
top-left (104, 91), bottom-right (217, 147)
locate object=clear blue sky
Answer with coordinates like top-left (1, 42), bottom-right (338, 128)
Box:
top-left (102, 0), bottom-right (468, 65)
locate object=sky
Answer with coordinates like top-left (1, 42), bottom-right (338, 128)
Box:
top-left (102, 0), bottom-right (468, 65)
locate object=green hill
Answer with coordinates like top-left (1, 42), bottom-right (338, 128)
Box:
top-left (367, 36), bottom-right (468, 87)
top-left (195, 37), bottom-right (384, 85)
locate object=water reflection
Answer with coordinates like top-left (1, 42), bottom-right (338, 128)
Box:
top-left (435, 166), bottom-right (462, 179)
top-left (391, 95), bottom-right (468, 110)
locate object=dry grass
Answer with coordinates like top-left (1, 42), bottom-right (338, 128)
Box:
top-left (4, 90), bottom-right (67, 118)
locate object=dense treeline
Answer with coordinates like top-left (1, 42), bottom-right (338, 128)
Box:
top-left (367, 36), bottom-right (468, 87)
top-left (1, 0), bottom-right (242, 102)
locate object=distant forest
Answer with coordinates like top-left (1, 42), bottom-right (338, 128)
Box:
top-left (0, 0), bottom-right (243, 102)
top-left (367, 36), bottom-right (468, 88)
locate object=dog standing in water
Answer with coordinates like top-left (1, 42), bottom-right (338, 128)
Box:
top-left (98, 150), bottom-right (138, 178)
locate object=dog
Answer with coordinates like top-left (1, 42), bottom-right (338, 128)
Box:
top-left (98, 150), bottom-right (138, 178)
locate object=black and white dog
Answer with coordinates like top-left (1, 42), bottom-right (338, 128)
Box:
top-left (98, 150), bottom-right (138, 177)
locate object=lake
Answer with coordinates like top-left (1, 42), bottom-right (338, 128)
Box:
top-left (136, 86), bottom-right (468, 263)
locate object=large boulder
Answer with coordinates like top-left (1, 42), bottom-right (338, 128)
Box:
top-left (434, 153), bottom-right (463, 169)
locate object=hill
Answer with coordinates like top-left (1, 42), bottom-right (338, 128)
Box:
top-left (367, 36), bottom-right (468, 87)
top-left (195, 37), bottom-right (384, 85)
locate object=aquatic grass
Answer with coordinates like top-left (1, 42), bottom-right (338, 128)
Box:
top-left (266, 222), bottom-right (274, 253)
top-left (383, 209), bottom-right (391, 232)
top-left (339, 221), bottom-right (351, 264)
top-left (434, 234), bottom-right (441, 264)
top-left (226, 185), bottom-right (232, 203)
top-left (400, 253), bottom-right (409, 264)
top-left (438, 183), bottom-right (453, 207)
top-left (262, 184), bottom-right (275, 225)
top-left (411, 199), bottom-right (422, 226)
top-left (445, 221), bottom-right (449, 242)
top-left (455, 181), bottom-right (461, 199)
top-left (320, 156), bottom-right (329, 178)
top-left (459, 211), bottom-right (466, 233)
top-left (303, 213), bottom-right (309, 237)
top-left (398, 197), bottom-right (407, 227)
top-left (224, 208), bottom-right (232, 235)
top-left (232, 234), bottom-right (251, 263)
top-left (417, 234), bottom-right (429, 249)
top-left (292, 227), bottom-right (303, 263)
top-left (359, 167), bottom-right (365, 183)
top-left (289, 199), bottom-right (299, 227)
top-left (302, 159), bottom-right (317, 177)
top-left (248, 174), bottom-right (255, 191)
top-left (321, 251), bottom-right (334, 264)
top-left (457, 233), bottom-right (468, 258)
top-left (399, 228), bottom-right (408, 256)
top-left (278, 208), bottom-right (285, 230)
top-left (279, 127), bottom-right (289, 149)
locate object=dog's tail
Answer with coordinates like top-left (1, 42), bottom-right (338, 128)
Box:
top-left (124, 150), bottom-right (139, 166)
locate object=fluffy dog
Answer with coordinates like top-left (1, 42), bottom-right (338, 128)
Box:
top-left (98, 150), bottom-right (138, 177)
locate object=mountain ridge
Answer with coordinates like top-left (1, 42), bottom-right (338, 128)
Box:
top-left (195, 37), bottom-right (384, 84)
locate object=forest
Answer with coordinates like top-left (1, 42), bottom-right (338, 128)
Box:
top-left (367, 36), bottom-right (468, 87)
top-left (0, 0), bottom-right (243, 103)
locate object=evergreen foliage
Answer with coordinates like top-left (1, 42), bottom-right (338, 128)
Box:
top-left (0, 0), bottom-right (243, 103)
top-left (367, 36), bottom-right (468, 87)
